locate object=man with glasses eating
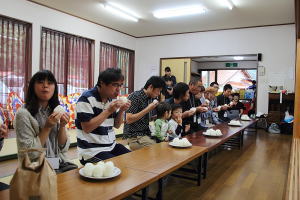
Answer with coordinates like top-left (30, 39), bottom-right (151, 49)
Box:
top-left (75, 68), bottom-right (131, 164)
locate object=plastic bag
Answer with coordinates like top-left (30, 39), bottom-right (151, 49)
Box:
top-left (268, 123), bottom-right (281, 134)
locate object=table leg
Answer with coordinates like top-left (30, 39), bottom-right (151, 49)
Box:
top-left (156, 178), bottom-right (163, 200)
top-left (197, 156), bottom-right (202, 186)
top-left (202, 152), bottom-right (208, 179)
top-left (142, 187), bottom-right (148, 200)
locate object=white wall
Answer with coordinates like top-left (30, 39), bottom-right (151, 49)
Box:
top-left (135, 25), bottom-right (296, 114)
top-left (0, 0), bottom-right (136, 85)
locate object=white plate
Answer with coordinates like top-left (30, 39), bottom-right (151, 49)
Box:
top-left (228, 122), bottom-right (242, 126)
top-left (169, 142), bottom-right (192, 148)
top-left (79, 167), bottom-right (121, 180)
top-left (203, 132), bottom-right (223, 137)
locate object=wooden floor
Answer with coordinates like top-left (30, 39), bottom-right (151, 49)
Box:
top-left (0, 130), bottom-right (292, 200)
top-left (154, 129), bottom-right (292, 200)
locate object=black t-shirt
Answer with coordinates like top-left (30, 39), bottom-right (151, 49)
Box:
top-left (216, 94), bottom-right (230, 121)
top-left (231, 101), bottom-right (245, 111)
top-left (162, 75), bottom-right (177, 86)
top-left (181, 92), bottom-right (201, 131)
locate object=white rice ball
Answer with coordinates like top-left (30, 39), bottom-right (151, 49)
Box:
top-left (83, 163), bottom-right (95, 177)
top-left (173, 138), bottom-right (180, 144)
top-left (92, 164), bottom-right (105, 178)
top-left (54, 105), bottom-right (65, 114)
top-left (119, 96), bottom-right (128, 103)
top-left (96, 161), bottom-right (105, 166)
top-left (103, 163), bottom-right (114, 177)
top-left (153, 99), bottom-right (158, 105)
top-left (181, 138), bottom-right (191, 146)
top-left (190, 107), bottom-right (196, 113)
top-left (105, 161), bottom-right (114, 168)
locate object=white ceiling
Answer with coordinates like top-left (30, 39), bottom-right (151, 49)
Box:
top-left (29, 0), bottom-right (295, 37)
top-left (192, 54), bottom-right (258, 62)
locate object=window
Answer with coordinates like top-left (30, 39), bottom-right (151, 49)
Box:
top-left (100, 42), bottom-right (134, 95)
top-left (40, 28), bottom-right (94, 95)
top-left (0, 16), bottom-right (31, 105)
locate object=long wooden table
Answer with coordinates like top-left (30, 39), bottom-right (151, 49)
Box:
top-left (0, 143), bottom-right (207, 200)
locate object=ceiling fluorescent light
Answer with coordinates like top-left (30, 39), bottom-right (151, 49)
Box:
top-left (233, 56), bottom-right (244, 60)
top-left (153, 5), bottom-right (206, 19)
top-left (101, 2), bottom-right (139, 22)
top-left (223, 0), bottom-right (234, 10)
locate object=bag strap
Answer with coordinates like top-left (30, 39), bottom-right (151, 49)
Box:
top-left (21, 148), bottom-right (46, 170)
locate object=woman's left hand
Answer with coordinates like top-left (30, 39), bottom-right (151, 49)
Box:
top-left (59, 113), bottom-right (70, 128)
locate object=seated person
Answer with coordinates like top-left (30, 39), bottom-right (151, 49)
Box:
top-left (124, 76), bottom-right (165, 151)
top-left (216, 84), bottom-right (233, 122)
top-left (165, 82), bottom-right (195, 135)
top-left (230, 93), bottom-right (245, 116)
top-left (200, 87), bottom-right (222, 125)
top-left (153, 102), bottom-right (171, 142)
top-left (168, 104), bottom-right (190, 141)
top-left (76, 68), bottom-right (131, 164)
top-left (181, 78), bottom-right (207, 132)
top-left (15, 70), bottom-right (76, 172)
top-left (0, 123), bottom-right (9, 190)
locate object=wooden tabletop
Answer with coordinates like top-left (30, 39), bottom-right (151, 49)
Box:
top-left (186, 119), bottom-right (257, 151)
top-left (109, 142), bottom-right (207, 178)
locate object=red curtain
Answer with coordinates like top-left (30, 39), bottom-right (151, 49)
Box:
top-left (67, 37), bottom-right (92, 94)
top-left (0, 16), bottom-right (31, 105)
top-left (100, 42), bottom-right (134, 94)
top-left (40, 28), bottom-right (93, 95)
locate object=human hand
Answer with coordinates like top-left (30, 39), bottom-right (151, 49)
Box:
top-left (119, 100), bottom-right (131, 112)
top-left (107, 100), bottom-right (123, 113)
top-left (45, 112), bottom-right (62, 128)
top-left (185, 124), bottom-right (190, 132)
top-left (59, 113), bottom-right (70, 128)
top-left (0, 124), bottom-right (8, 138)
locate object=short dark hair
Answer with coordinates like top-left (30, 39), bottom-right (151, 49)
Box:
top-left (25, 70), bottom-right (60, 116)
top-left (233, 93), bottom-right (240, 97)
top-left (223, 84), bottom-right (233, 91)
top-left (189, 77), bottom-right (201, 85)
top-left (173, 82), bottom-right (189, 99)
top-left (199, 86), bottom-right (205, 92)
top-left (156, 102), bottom-right (171, 118)
top-left (164, 76), bottom-right (172, 82)
top-left (144, 76), bottom-right (166, 89)
top-left (171, 104), bottom-right (182, 113)
top-left (210, 82), bottom-right (219, 87)
top-left (252, 80), bottom-right (256, 85)
top-left (97, 68), bottom-right (124, 87)
top-left (165, 67), bottom-right (171, 72)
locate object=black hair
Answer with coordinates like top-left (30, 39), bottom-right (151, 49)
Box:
top-left (223, 84), bottom-right (233, 92)
top-left (144, 76), bottom-right (166, 89)
top-left (97, 68), bottom-right (124, 87)
top-left (233, 93), bottom-right (240, 97)
top-left (173, 82), bottom-right (189, 99)
top-left (156, 102), bottom-right (172, 118)
top-left (25, 70), bottom-right (60, 116)
top-left (252, 80), bottom-right (256, 85)
top-left (164, 76), bottom-right (172, 82)
top-left (199, 86), bottom-right (205, 92)
top-left (171, 104), bottom-right (182, 113)
top-left (165, 67), bottom-right (171, 72)
top-left (189, 77), bottom-right (202, 85)
top-left (210, 82), bottom-right (219, 87)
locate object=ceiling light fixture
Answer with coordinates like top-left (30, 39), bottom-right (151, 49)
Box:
top-left (223, 0), bottom-right (234, 10)
top-left (233, 56), bottom-right (244, 60)
top-left (153, 5), bottom-right (206, 19)
top-left (101, 2), bottom-right (139, 22)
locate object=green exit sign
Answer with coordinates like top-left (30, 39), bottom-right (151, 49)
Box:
top-left (225, 63), bottom-right (238, 67)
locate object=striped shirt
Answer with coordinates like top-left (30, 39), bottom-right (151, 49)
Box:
top-left (75, 87), bottom-right (117, 160)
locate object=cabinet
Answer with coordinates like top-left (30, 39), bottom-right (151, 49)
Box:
top-left (268, 93), bottom-right (295, 124)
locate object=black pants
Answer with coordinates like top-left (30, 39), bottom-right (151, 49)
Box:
top-left (80, 144), bottom-right (131, 165)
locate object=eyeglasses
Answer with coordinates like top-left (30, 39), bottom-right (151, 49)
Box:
top-left (111, 83), bottom-right (124, 88)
